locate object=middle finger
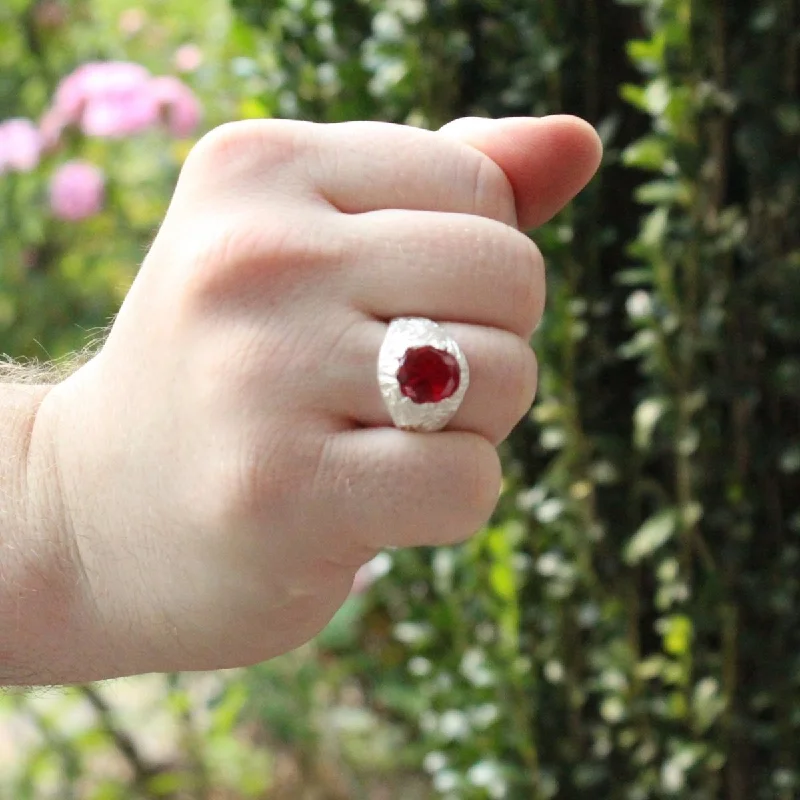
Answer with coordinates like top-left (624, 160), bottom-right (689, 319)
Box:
top-left (338, 208), bottom-right (545, 340)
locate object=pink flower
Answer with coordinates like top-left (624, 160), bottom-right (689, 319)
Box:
top-left (151, 76), bottom-right (202, 138)
top-left (54, 61), bottom-right (151, 123)
top-left (118, 8), bottom-right (146, 35)
top-left (51, 61), bottom-right (158, 139)
top-left (49, 161), bottom-right (104, 220)
top-left (39, 107), bottom-right (68, 150)
top-left (81, 85), bottom-right (160, 137)
top-left (0, 118), bottom-right (43, 174)
top-left (173, 44), bottom-right (203, 73)
top-left (44, 61), bottom-right (202, 143)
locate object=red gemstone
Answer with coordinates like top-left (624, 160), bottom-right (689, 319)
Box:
top-left (397, 346), bottom-right (460, 404)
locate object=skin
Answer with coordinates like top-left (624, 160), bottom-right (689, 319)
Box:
top-left (2, 116), bottom-right (602, 685)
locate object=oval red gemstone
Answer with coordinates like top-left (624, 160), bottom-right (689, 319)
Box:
top-left (397, 346), bottom-right (460, 404)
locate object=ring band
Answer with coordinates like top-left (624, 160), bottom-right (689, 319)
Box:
top-left (377, 317), bottom-right (470, 432)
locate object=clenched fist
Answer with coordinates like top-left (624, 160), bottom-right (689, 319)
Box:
top-left (24, 116), bottom-right (601, 682)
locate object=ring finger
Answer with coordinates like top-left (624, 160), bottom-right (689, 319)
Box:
top-left (318, 317), bottom-right (538, 445)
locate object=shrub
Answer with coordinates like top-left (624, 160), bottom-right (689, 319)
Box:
top-left (229, 0), bottom-right (800, 796)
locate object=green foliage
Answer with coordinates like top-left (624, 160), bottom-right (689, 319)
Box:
top-left (1, 0), bottom-right (798, 798)
top-left (225, 0), bottom-right (800, 796)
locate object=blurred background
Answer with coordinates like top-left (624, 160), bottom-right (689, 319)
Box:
top-left (1, 0), bottom-right (799, 797)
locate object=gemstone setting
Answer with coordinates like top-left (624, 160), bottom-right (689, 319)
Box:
top-left (397, 346), bottom-right (460, 404)
top-left (377, 317), bottom-right (470, 432)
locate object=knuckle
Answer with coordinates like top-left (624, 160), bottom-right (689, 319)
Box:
top-left (218, 426), bottom-right (310, 529)
top-left (183, 119), bottom-right (310, 187)
top-left (507, 233), bottom-right (546, 337)
top-left (181, 214), bottom-right (343, 302)
top-left (505, 339), bottom-right (537, 409)
top-left (233, 441), bottom-right (278, 525)
top-left (467, 151), bottom-right (517, 224)
top-left (175, 221), bottom-right (263, 305)
top-left (461, 441), bottom-right (503, 526)
top-left (491, 338), bottom-right (538, 433)
top-left (217, 445), bottom-right (264, 528)
top-left (188, 219), bottom-right (264, 283)
top-left (516, 344), bottom-right (539, 417)
top-left (185, 446), bottom-right (257, 537)
top-left (431, 442), bottom-right (500, 545)
top-left (474, 337), bottom-right (538, 446)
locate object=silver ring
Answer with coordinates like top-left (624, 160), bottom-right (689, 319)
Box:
top-left (377, 317), bottom-right (469, 432)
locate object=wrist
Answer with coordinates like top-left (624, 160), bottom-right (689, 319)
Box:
top-left (0, 381), bottom-right (101, 684)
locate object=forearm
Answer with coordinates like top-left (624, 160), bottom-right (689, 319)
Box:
top-left (0, 378), bottom-right (90, 685)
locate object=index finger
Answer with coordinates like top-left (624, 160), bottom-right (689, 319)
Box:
top-left (307, 120), bottom-right (520, 227)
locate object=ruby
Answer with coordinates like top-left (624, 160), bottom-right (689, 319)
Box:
top-left (397, 346), bottom-right (460, 404)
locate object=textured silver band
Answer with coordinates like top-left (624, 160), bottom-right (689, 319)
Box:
top-left (377, 317), bottom-right (470, 432)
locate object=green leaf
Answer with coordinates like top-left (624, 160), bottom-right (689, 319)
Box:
top-left (620, 82), bottom-right (648, 111)
top-left (626, 32), bottom-right (666, 70)
top-left (682, 501), bottom-right (703, 528)
top-left (662, 615), bottom-right (693, 657)
top-left (634, 397), bottom-right (668, 450)
top-left (622, 136), bottom-right (670, 171)
top-left (644, 77), bottom-right (671, 115)
top-left (489, 562), bottom-right (515, 602)
top-left (635, 179), bottom-right (690, 206)
top-left (641, 206), bottom-right (670, 248)
top-left (146, 772), bottom-right (189, 797)
top-left (210, 680), bottom-right (249, 734)
top-left (625, 509), bottom-right (677, 564)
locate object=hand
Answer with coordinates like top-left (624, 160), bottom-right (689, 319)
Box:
top-left (32, 116), bottom-right (601, 680)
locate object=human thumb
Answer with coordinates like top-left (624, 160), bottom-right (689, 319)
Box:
top-left (438, 115), bottom-right (602, 230)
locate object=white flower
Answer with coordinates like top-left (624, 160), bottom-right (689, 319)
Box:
top-left (439, 710), bottom-right (470, 740)
top-left (627, 290), bottom-right (653, 319)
